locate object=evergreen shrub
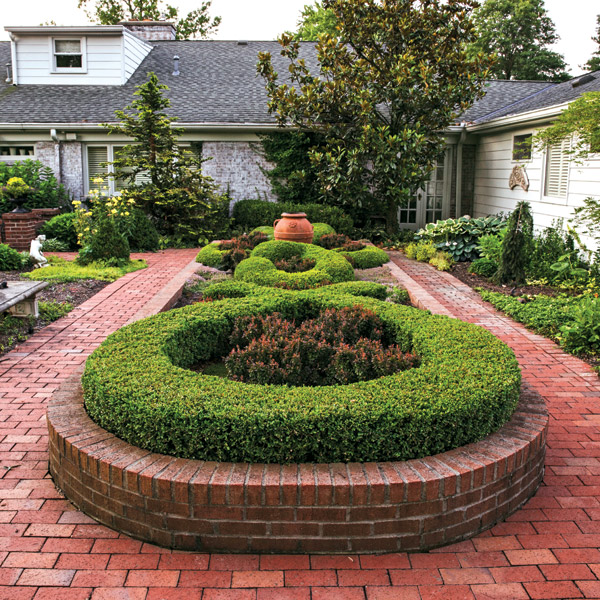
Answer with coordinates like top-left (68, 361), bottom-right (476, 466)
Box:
top-left (39, 213), bottom-right (78, 250)
top-left (83, 284), bottom-right (521, 463)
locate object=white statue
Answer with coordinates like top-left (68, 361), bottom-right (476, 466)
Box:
top-left (29, 235), bottom-right (48, 268)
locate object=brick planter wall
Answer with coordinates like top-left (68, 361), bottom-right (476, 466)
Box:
top-left (2, 208), bottom-right (60, 250)
top-left (48, 372), bottom-right (547, 554)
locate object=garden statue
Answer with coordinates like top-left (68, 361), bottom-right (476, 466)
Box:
top-left (29, 235), bottom-right (48, 268)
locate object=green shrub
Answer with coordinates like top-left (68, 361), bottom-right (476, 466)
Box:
top-left (234, 240), bottom-right (355, 289)
top-left (0, 160), bottom-right (69, 214)
top-left (250, 226), bottom-right (275, 239)
top-left (39, 300), bottom-right (73, 321)
top-left (339, 246), bottom-right (389, 269)
top-left (429, 251), bottom-right (453, 272)
top-left (83, 285), bottom-right (521, 463)
top-left (251, 222), bottom-right (335, 242)
top-left (416, 242), bottom-right (437, 262)
top-left (195, 243), bottom-right (225, 268)
top-left (79, 214), bottom-right (130, 266)
top-left (405, 242), bottom-right (418, 259)
top-left (41, 238), bottom-right (71, 253)
top-left (560, 295), bottom-right (600, 355)
top-left (416, 215), bottom-right (507, 262)
top-left (39, 213), bottom-right (78, 250)
top-left (127, 209), bottom-right (159, 252)
top-left (0, 243), bottom-right (26, 270)
top-left (477, 231), bottom-right (505, 264)
top-left (387, 286), bottom-right (411, 305)
top-left (232, 199), bottom-right (353, 234)
top-left (470, 258), bottom-right (498, 279)
top-left (195, 232), bottom-right (269, 271)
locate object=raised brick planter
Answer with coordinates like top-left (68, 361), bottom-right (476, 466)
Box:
top-left (2, 207), bottom-right (60, 250)
top-left (48, 372), bottom-right (547, 554)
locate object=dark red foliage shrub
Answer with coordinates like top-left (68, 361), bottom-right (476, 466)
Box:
top-left (273, 256), bottom-right (317, 273)
top-left (225, 306), bottom-right (419, 386)
top-left (315, 233), bottom-right (350, 250)
top-left (219, 231), bottom-right (268, 270)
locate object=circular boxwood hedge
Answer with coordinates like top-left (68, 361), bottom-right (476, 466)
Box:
top-left (83, 283), bottom-right (521, 464)
top-left (234, 240), bottom-right (355, 289)
top-left (338, 246), bottom-right (390, 269)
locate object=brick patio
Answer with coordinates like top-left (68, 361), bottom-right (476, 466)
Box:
top-left (0, 249), bottom-right (599, 599)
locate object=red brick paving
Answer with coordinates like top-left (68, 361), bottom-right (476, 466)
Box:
top-left (1, 250), bottom-right (600, 598)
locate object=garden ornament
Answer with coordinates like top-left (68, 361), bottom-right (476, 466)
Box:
top-left (30, 235), bottom-right (48, 268)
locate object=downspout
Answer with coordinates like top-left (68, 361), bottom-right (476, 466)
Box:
top-left (455, 125), bottom-right (467, 218)
top-left (50, 129), bottom-right (62, 184)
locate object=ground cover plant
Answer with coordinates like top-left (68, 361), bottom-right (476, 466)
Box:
top-left (83, 282), bottom-right (521, 463)
top-left (22, 256), bottom-right (146, 283)
top-left (405, 241), bottom-right (454, 272)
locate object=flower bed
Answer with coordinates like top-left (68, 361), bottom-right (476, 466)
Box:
top-left (82, 281), bottom-right (521, 464)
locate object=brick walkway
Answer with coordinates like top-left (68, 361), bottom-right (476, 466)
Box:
top-left (1, 250), bottom-right (599, 600)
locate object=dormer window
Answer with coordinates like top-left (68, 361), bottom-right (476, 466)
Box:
top-left (52, 38), bottom-right (87, 72)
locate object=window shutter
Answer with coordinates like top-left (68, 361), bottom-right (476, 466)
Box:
top-left (545, 139), bottom-right (570, 198)
top-left (134, 170), bottom-right (152, 185)
top-left (87, 147), bottom-right (108, 191)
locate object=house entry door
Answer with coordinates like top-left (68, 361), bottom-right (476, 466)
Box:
top-left (398, 151), bottom-right (451, 230)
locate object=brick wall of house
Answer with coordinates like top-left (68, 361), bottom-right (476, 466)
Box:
top-left (202, 142), bottom-right (276, 207)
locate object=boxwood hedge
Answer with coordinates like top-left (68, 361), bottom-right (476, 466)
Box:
top-left (338, 246), bottom-right (390, 269)
top-left (83, 284), bottom-right (521, 464)
top-left (251, 223), bottom-right (335, 242)
top-left (234, 240), bottom-right (355, 289)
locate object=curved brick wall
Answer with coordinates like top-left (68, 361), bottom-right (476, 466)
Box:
top-left (48, 371), bottom-right (547, 554)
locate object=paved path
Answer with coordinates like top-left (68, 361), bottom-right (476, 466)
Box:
top-left (1, 250), bottom-right (600, 600)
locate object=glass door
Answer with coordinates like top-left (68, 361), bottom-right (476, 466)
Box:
top-left (398, 149), bottom-right (451, 230)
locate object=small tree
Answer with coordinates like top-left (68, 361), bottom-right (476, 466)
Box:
top-left (294, 1), bottom-right (338, 40)
top-left (258, 0), bottom-right (488, 230)
top-left (584, 16), bottom-right (600, 73)
top-left (78, 0), bottom-right (220, 39)
top-left (494, 201), bottom-right (534, 284)
top-left (106, 72), bottom-right (229, 244)
top-left (534, 92), bottom-right (600, 161)
top-left (468, 0), bottom-right (569, 82)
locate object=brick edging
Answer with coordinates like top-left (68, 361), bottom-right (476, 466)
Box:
top-left (48, 374), bottom-right (547, 554)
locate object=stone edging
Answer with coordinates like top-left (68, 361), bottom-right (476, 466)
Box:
top-left (48, 375), bottom-right (547, 554)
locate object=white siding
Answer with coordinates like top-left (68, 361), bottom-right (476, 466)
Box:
top-left (14, 32), bottom-right (151, 85)
top-left (473, 126), bottom-right (600, 248)
top-left (123, 30), bottom-right (152, 82)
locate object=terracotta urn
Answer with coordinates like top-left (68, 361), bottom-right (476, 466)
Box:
top-left (273, 213), bottom-right (314, 244)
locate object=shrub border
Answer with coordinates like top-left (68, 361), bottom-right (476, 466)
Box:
top-left (48, 370), bottom-right (546, 554)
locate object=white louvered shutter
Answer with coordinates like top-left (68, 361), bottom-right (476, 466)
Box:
top-left (87, 147), bottom-right (108, 192)
top-left (544, 139), bottom-right (571, 198)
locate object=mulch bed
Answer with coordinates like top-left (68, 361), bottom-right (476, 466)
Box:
top-left (0, 269), bottom-right (109, 358)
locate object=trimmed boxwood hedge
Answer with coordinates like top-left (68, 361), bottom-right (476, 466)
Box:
top-left (83, 283), bottom-right (521, 464)
top-left (234, 240), bottom-right (355, 289)
top-left (338, 246), bottom-right (390, 269)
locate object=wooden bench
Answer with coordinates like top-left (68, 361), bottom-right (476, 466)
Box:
top-left (0, 281), bottom-right (49, 318)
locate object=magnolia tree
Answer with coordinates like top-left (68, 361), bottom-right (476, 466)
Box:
top-left (257, 0), bottom-right (488, 229)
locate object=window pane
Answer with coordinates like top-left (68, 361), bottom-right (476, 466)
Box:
top-left (513, 134), bottom-right (532, 161)
top-left (56, 55), bottom-right (82, 68)
top-left (88, 147), bottom-right (108, 192)
top-left (55, 40), bottom-right (81, 53)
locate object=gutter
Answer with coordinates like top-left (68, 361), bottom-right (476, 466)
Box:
top-left (0, 122), bottom-right (283, 131)
top-left (467, 102), bottom-right (570, 133)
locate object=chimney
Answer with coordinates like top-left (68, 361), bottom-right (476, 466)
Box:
top-left (121, 21), bottom-right (176, 41)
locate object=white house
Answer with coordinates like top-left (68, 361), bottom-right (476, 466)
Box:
top-left (0, 21), bottom-right (598, 241)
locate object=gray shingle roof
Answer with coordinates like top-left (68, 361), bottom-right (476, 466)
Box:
top-left (0, 38), bottom-right (595, 128)
top-left (459, 79), bottom-right (555, 123)
top-left (0, 40), bottom-right (320, 125)
top-left (473, 71), bottom-right (600, 123)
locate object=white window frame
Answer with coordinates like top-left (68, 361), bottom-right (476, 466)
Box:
top-left (85, 144), bottom-right (123, 196)
top-left (51, 37), bottom-right (87, 74)
top-left (542, 138), bottom-right (571, 204)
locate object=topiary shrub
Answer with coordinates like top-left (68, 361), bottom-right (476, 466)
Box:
top-left (0, 243), bottom-right (26, 270)
top-left (234, 240), bottom-right (354, 289)
top-left (195, 232), bottom-right (269, 271)
top-left (338, 246), bottom-right (389, 269)
top-left (39, 213), bottom-right (78, 250)
top-left (83, 284), bottom-right (521, 463)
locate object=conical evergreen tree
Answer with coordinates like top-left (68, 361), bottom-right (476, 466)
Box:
top-left (584, 16), bottom-right (600, 72)
top-left (494, 201), bottom-right (534, 284)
